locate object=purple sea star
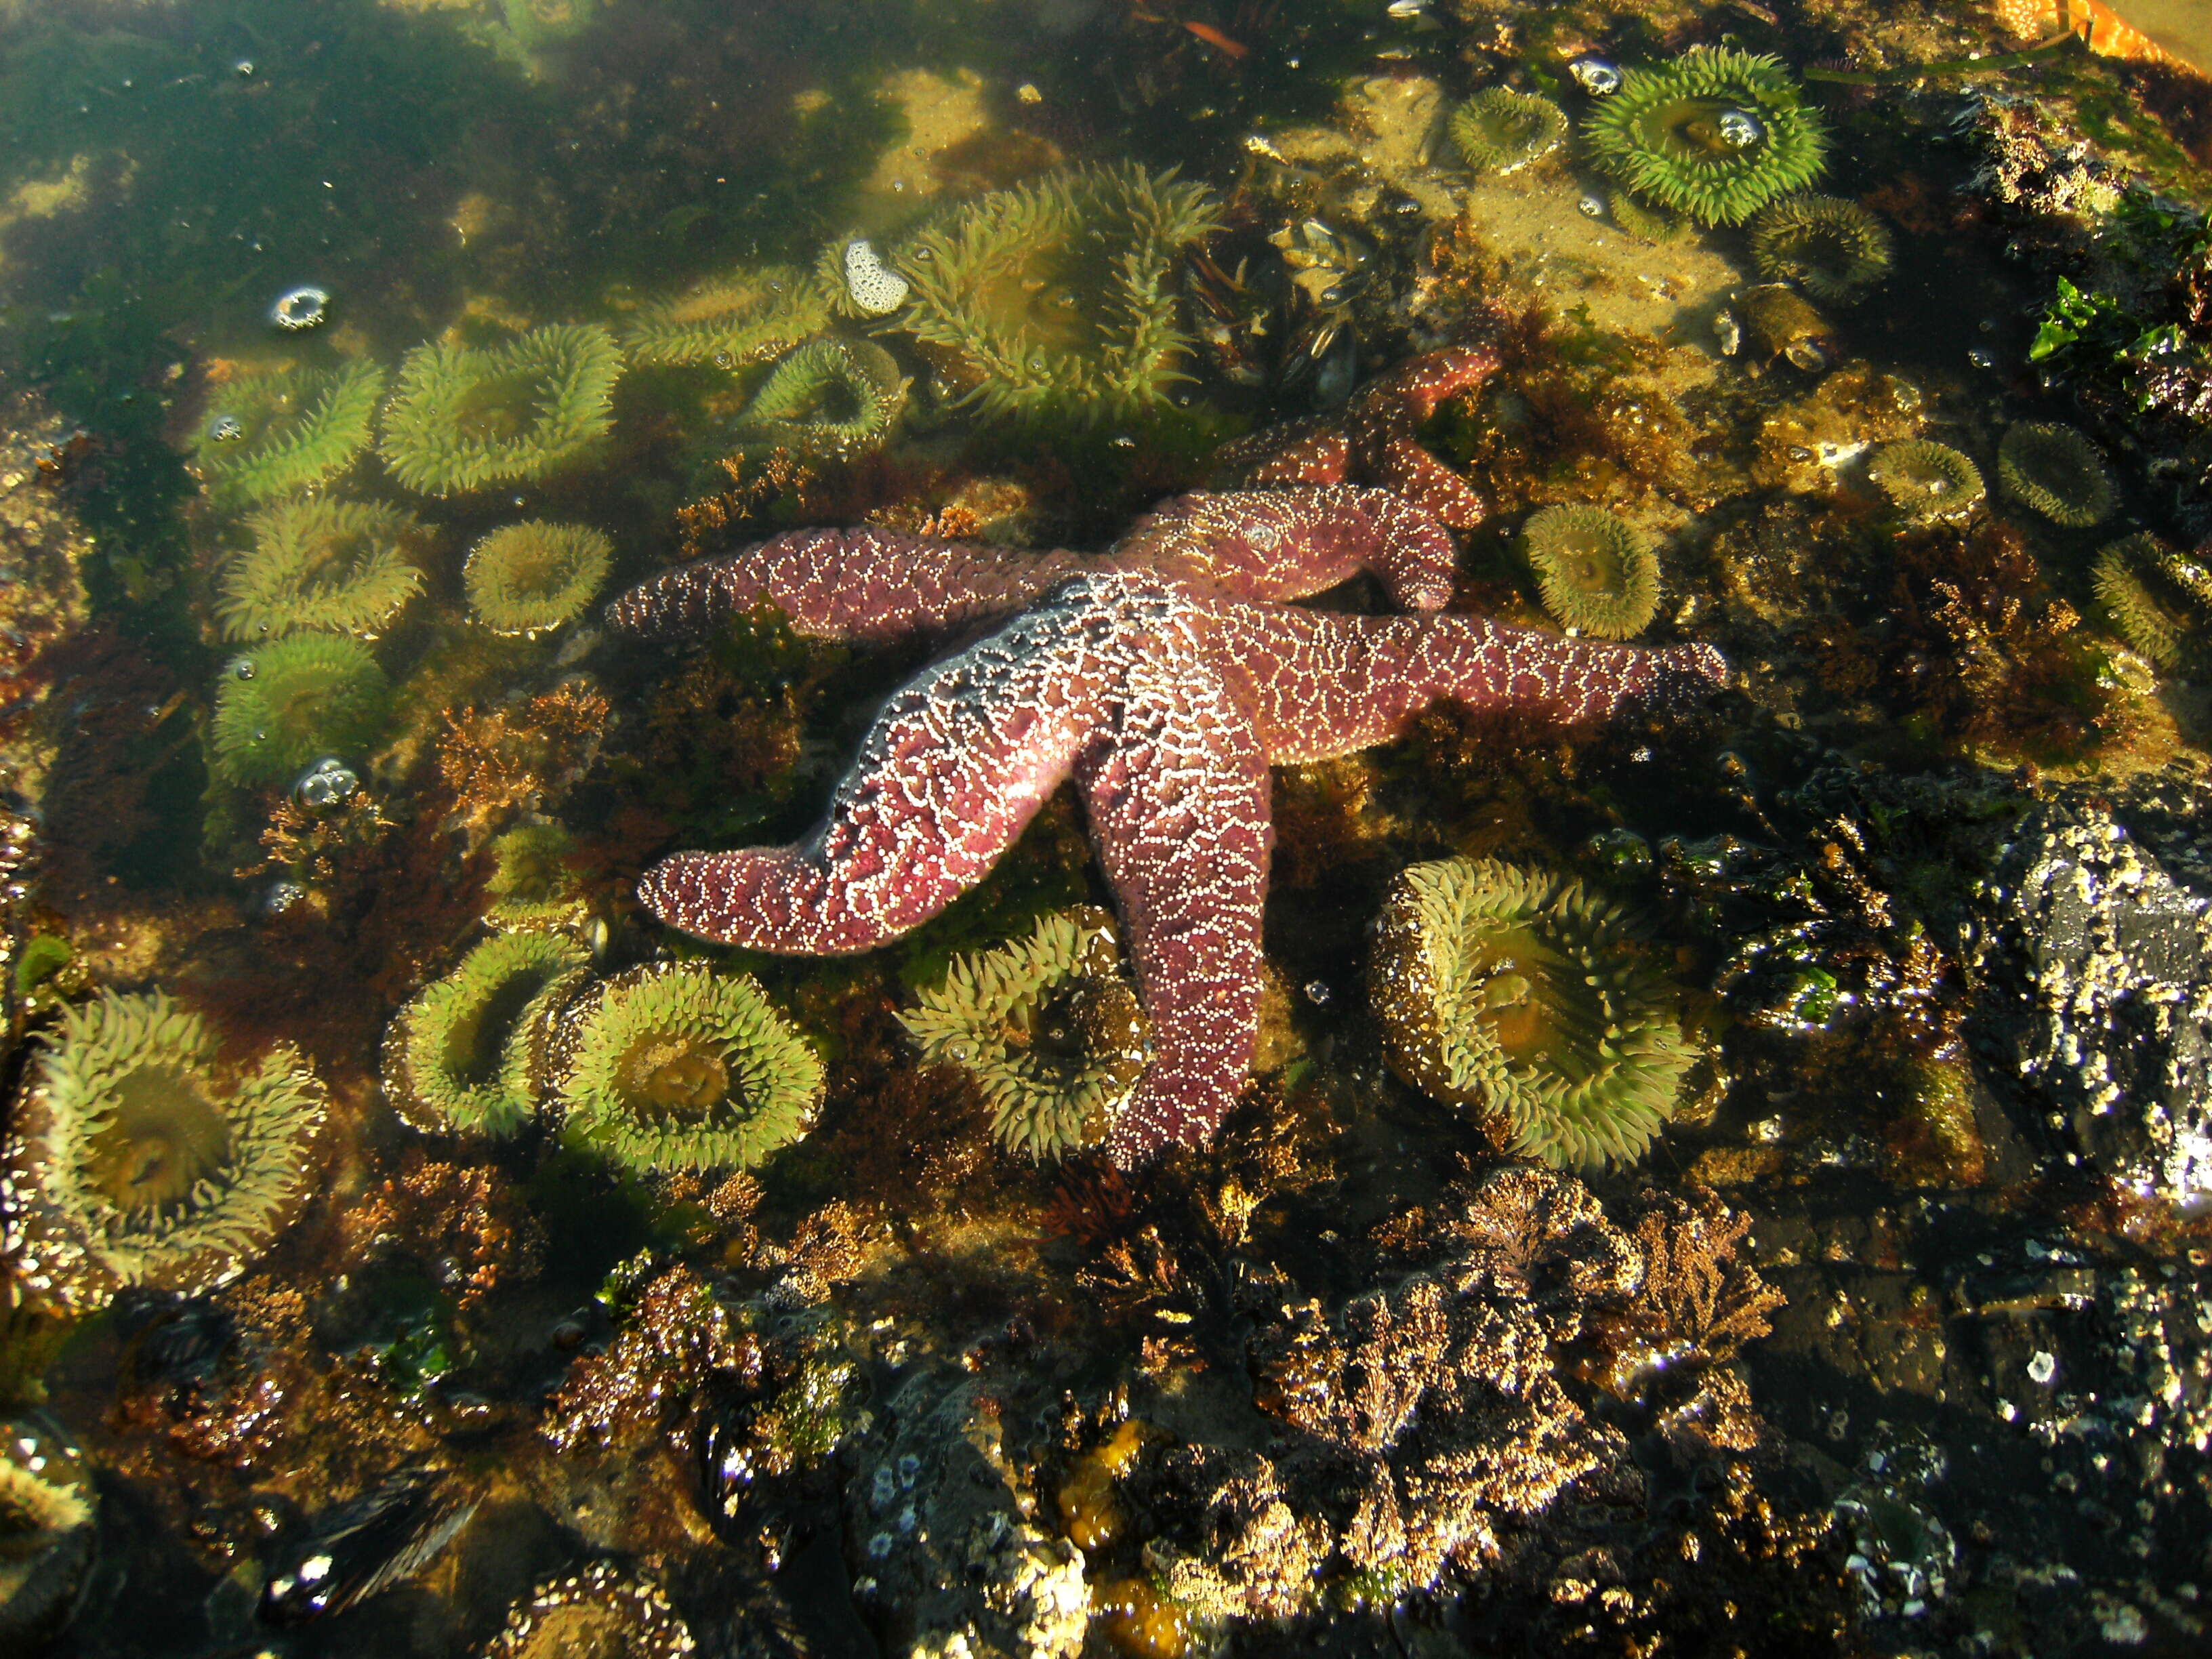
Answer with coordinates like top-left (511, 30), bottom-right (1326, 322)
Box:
top-left (613, 486), bottom-right (1725, 1166)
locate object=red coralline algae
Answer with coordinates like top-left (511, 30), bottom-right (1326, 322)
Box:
top-left (619, 486), bottom-right (1723, 1164)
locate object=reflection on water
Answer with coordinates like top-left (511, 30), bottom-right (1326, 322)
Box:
top-left (2, 1), bottom-right (2212, 1654)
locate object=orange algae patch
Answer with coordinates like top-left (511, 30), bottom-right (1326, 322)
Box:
top-left (1094, 1575), bottom-right (1191, 1658)
top-left (1056, 1416), bottom-right (1148, 1551)
top-left (1992, 0), bottom-right (2194, 70)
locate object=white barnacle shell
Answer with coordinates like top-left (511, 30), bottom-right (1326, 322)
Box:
top-left (843, 239), bottom-right (909, 316)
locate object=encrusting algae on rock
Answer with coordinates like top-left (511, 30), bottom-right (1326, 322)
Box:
top-left (1, 990), bottom-right (327, 1312)
top-left (1368, 857), bottom-right (1699, 1169)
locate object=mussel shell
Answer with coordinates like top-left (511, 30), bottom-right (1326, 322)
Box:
top-left (258, 1468), bottom-right (476, 1624)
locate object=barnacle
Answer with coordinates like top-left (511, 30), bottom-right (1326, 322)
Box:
top-left (895, 162), bottom-right (1221, 424)
top-left (191, 361), bottom-right (386, 505)
top-left (1996, 422), bottom-right (2114, 527)
top-left (900, 909), bottom-right (1149, 1162)
top-left (1866, 439), bottom-right (1986, 522)
top-left (215, 498), bottom-right (424, 642)
top-left (1448, 87), bottom-right (1568, 176)
top-left (1748, 193), bottom-right (1893, 302)
top-left (209, 633), bottom-right (392, 787)
top-left (1582, 47), bottom-right (1828, 227)
top-left (735, 337), bottom-right (910, 459)
top-left (1519, 506), bottom-right (1661, 639)
top-left (0, 991), bottom-right (327, 1311)
top-left (462, 521), bottom-right (613, 637)
top-left (377, 323), bottom-right (622, 494)
top-left (554, 961), bottom-right (823, 1174)
top-left (383, 931), bottom-right (591, 1137)
top-left (1369, 857), bottom-right (1698, 1169)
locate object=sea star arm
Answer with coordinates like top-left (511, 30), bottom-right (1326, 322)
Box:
top-left (1214, 605), bottom-right (1730, 762)
top-left (1105, 485), bottom-right (1457, 611)
top-left (605, 526), bottom-right (1084, 644)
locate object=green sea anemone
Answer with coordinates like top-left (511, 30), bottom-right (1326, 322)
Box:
top-left (2093, 533), bottom-right (2198, 666)
top-left (900, 910), bottom-right (1149, 1162)
top-left (1369, 857), bottom-right (1698, 1170)
top-left (1997, 422), bottom-right (2115, 528)
top-left (736, 337), bottom-right (910, 459)
top-left (485, 823), bottom-right (590, 930)
top-left (553, 961), bottom-right (823, 1174)
top-left (1866, 439), bottom-right (1986, 522)
top-left (1609, 191), bottom-right (1685, 244)
top-left (895, 162), bottom-right (1222, 424)
top-left (209, 633), bottom-right (391, 787)
top-left (462, 521), bottom-right (613, 637)
top-left (0, 1417), bottom-right (97, 1650)
top-left (192, 361), bottom-right (386, 505)
top-left (483, 1561), bottom-right (694, 1659)
top-left (1519, 506), bottom-right (1661, 639)
top-left (1748, 193), bottom-right (1893, 303)
top-left (0, 990), bottom-right (327, 1311)
top-left (377, 323), bottom-right (622, 495)
top-left (215, 498), bottom-right (424, 642)
top-left (621, 265), bottom-right (832, 367)
top-left (1449, 87), bottom-right (1568, 176)
top-left (383, 931), bottom-right (590, 1137)
top-left (1582, 47), bottom-right (1828, 227)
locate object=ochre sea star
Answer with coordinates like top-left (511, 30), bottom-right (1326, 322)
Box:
top-left (612, 480), bottom-right (1725, 1166)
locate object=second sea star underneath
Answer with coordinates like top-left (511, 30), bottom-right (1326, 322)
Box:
top-left (613, 487), bottom-right (1725, 1166)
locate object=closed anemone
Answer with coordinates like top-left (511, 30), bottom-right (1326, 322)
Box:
top-left (1449, 87), bottom-right (1568, 176)
top-left (377, 323), bottom-right (622, 495)
top-left (621, 264), bottom-right (831, 367)
top-left (216, 498), bottom-right (424, 642)
top-left (554, 961), bottom-right (823, 1174)
top-left (463, 521), bottom-right (613, 637)
top-left (2092, 533), bottom-right (2198, 667)
top-left (735, 337), bottom-right (911, 460)
top-left (384, 931), bottom-right (590, 1137)
top-left (209, 633), bottom-right (391, 787)
top-left (896, 163), bottom-right (1222, 424)
top-left (1519, 506), bottom-right (1661, 638)
top-left (0, 990), bottom-right (327, 1311)
top-left (485, 823), bottom-right (589, 930)
top-left (0, 1418), bottom-right (98, 1650)
top-left (1609, 190), bottom-right (1685, 244)
top-left (482, 1561), bottom-right (694, 1659)
top-left (899, 910), bottom-right (1149, 1162)
top-left (1748, 193), bottom-right (1893, 303)
top-left (1997, 422), bottom-right (2114, 528)
top-left (1582, 46), bottom-right (1828, 226)
top-left (190, 361), bottom-right (386, 505)
top-left (1368, 857), bottom-right (1698, 1170)
top-left (1866, 439), bottom-right (1986, 522)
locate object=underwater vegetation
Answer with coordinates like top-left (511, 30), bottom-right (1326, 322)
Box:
top-left (462, 522), bottom-right (613, 638)
top-left (1518, 505), bottom-right (1661, 639)
top-left (215, 499), bottom-right (424, 643)
top-left (1368, 857), bottom-right (1697, 1170)
top-left (552, 960), bottom-right (823, 1174)
top-left (376, 325), bottom-right (623, 495)
top-left (0, 1416), bottom-right (95, 1650)
top-left (895, 163), bottom-right (1222, 424)
top-left (1, 989), bottom-right (326, 1311)
top-left (190, 362), bottom-right (386, 506)
top-left (1448, 87), bottom-right (1568, 176)
top-left (1866, 439), bottom-right (1987, 522)
top-left (621, 265), bottom-right (832, 369)
top-left (2093, 531), bottom-right (2211, 665)
top-left (899, 910), bottom-right (1149, 1163)
top-left (1748, 193), bottom-right (1893, 303)
top-left (1997, 421), bottom-right (2116, 527)
top-left (481, 1561), bottom-right (693, 1659)
top-left (209, 634), bottom-right (392, 788)
top-left (736, 337), bottom-right (911, 461)
top-left (483, 823), bottom-right (590, 931)
top-left (1582, 47), bottom-right (1828, 227)
top-left (382, 930), bottom-right (590, 1139)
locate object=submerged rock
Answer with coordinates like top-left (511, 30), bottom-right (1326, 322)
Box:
top-left (1973, 798), bottom-right (2212, 1206)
